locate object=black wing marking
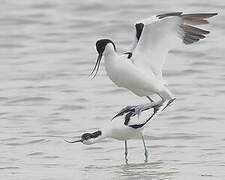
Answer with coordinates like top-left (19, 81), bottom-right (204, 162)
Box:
top-left (124, 52), bottom-right (132, 59)
top-left (135, 23), bottom-right (144, 40)
top-left (134, 12), bottom-right (217, 47)
top-left (128, 111), bottom-right (156, 129)
top-left (156, 12), bottom-right (217, 45)
top-left (181, 25), bottom-right (209, 44)
top-left (112, 105), bottom-right (136, 120)
top-left (112, 105), bottom-right (156, 129)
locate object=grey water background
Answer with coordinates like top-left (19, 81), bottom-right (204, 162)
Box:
top-left (0, 0), bottom-right (224, 179)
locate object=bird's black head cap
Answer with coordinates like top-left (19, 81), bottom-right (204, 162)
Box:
top-left (96, 39), bottom-right (116, 54)
top-left (81, 130), bottom-right (102, 141)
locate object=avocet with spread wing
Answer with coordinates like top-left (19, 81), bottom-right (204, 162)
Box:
top-left (90, 12), bottom-right (217, 111)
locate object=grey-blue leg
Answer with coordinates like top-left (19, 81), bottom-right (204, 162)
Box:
top-left (157, 93), bottom-right (166, 103)
top-left (124, 140), bottom-right (128, 164)
top-left (113, 95), bottom-right (166, 120)
top-left (157, 93), bottom-right (176, 112)
top-left (141, 134), bottom-right (148, 163)
top-left (134, 97), bottom-right (166, 117)
top-left (161, 98), bottom-right (176, 111)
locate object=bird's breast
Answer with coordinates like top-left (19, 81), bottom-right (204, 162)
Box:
top-left (111, 127), bottom-right (141, 140)
top-left (104, 56), bottom-right (161, 96)
top-left (104, 56), bottom-right (128, 87)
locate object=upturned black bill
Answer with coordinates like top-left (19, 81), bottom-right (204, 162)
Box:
top-left (90, 53), bottom-right (102, 79)
top-left (64, 139), bottom-right (82, 143)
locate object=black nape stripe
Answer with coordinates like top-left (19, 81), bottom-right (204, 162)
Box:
top-left (81, 130), bottom-right (102, 140)
top-left (92, 130), bottom-right (102, 138)
top-left (135, 23), bottom-right (144, 40)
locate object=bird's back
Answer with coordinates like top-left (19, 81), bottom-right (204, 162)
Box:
top-left (104, 108), bottom-right (155, 141)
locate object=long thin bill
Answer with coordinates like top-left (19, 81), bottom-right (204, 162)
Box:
top-left (64, 139), bottom-right (82, 143)
top-left (90, 54), bottom-right (102, 79)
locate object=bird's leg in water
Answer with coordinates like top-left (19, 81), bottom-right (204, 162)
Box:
top-left (124, 140), bottom-right (128, 164)
top-left (141, 134), bottom-right (148, 163)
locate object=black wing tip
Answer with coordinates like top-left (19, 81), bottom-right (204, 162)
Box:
top-left (181, 23), bottom-right (212, 45)
top-left (204, 30), bottom-right (210, 34)
top-left (156, 12), bottom-right (218, 20)
top-left (205, 12), bottom-right (218, 17)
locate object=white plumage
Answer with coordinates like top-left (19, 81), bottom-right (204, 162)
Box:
top-left (66, 12), bottom-right (217, 163)
top-left (65, 101), bottom-right (159, 162)
top-left (91, 12), bottom-right (217, 106)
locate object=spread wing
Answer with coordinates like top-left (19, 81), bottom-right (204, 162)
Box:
top-left (130, 12), bottom-right (217, 84)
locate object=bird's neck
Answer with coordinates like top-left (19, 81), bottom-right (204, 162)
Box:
top-left (90, 127), bottom-right (112, 144)
top-left (103, 46), bottom-right (117, 72)
top-left (104, 43), bottom-right (117, 57)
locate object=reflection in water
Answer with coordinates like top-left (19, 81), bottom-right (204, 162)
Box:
top-left (83, 161), bottom-right (177, 180)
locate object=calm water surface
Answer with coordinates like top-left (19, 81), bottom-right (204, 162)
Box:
top-left (0, 0), bottom-right (225, 179)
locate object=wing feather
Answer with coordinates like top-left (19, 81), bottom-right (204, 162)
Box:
top-left (130, 12), bottom-right (217, 84)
